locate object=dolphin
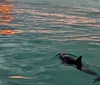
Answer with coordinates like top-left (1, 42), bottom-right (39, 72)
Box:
top-left (94, 76), bottom-right (100, 83)
top-left (59, 53), bottom-right (82, 70)
top-left (59, 53), bottom-right (99, 82)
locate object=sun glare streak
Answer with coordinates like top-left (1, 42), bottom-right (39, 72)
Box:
top-left (0, 29), bottom-right (99, 42)
top-left (9, 76), bottom-right (36, 79)
top-left (13, 3), bottom-right (100, 28)
top-left (0, 30), bottom-right (24, 35)
top-left (0, 29), bottom-right (74, 35)
top-left (0, 0), bottom-right (15, 25)
top-left (19, 7), bottom-right (99, 27)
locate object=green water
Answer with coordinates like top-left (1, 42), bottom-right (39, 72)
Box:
top-left (0, 0), bottom-right (100, 85)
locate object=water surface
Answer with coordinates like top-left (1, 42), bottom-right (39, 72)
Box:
top-left (0, 0), bottom-right (100, 85)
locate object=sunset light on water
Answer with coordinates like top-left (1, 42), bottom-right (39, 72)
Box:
top-left (0, 0), bottom-right (14, 25)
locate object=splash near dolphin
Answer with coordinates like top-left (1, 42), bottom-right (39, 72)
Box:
top-left (58, 52), bottom-right (100, 83)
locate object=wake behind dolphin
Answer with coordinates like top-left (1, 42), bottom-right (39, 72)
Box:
top-left (57, 52), bottom-right (100, 83)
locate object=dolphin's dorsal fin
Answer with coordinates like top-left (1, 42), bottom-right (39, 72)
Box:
top-left (75, 56), bottom-right (82, 70)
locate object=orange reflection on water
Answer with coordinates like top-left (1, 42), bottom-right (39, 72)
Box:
top-left (9, 75), bottom-right (35, 79)
top-left (31, 9), bottom-right (98, 26)
top-left (6, 0), bottom-right (13, 2)
top-left (0, 30), bottom-right (24, 35)
top-left (0, 0), bottom-right (15, 25)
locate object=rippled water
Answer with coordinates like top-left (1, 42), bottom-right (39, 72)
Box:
top-left (0, 0), bottom-right (100, 85)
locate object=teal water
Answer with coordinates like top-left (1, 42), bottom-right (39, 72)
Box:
top-left (0, 0), bottom-right (100, 85)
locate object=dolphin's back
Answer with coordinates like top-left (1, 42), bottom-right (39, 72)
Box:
top-left (81, 66), bottom-right (99, 76)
